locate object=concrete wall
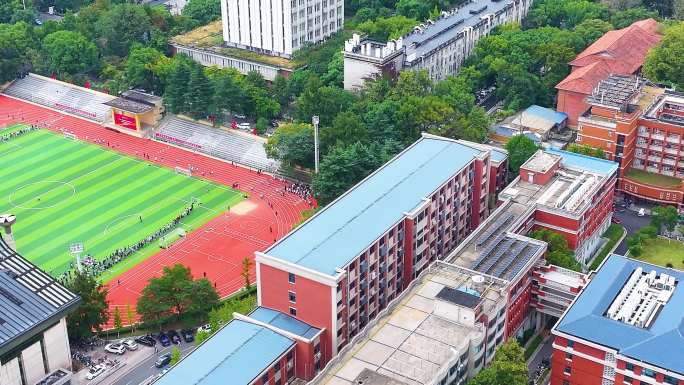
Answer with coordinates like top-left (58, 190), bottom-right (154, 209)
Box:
top-left (44, 318), bottom-right (72, 373)
top-left (0, 358), bottom-right (22, 385)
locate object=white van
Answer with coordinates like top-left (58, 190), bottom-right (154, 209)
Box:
top-left (638, 208), bottom-right (646, 217)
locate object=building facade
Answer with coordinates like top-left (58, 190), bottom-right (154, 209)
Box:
top-left (552, 255), bottom-right (684, 385)
top-left (0, 227), bottom-right (80, 385)
top-left (343, 0), bottom-right (534, 90)
top-left (220, 0), bottom-right (344, 58)
top-left (576, 74), bottom-right (684, 208)
top-left (256, 135), bottom-right (505, 368)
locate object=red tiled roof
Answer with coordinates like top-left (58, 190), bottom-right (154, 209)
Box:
top-left (555, 19), bottom-right (661, 95)
top-left (555, 62), bottom-right (611, 94)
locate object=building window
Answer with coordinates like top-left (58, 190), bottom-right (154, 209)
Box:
top-left (288, 291), bottom-right (296, 303)
top-left (567, 340), bottom-right (574, 348)
top-left (624, 376), bottom-right (633, 384)
top-left (565, 352), bottom-right (573, 360)
top-left (642, 369), bottom-right (656, 378)
top-left (288, 273), bottom-right (296, 284)
top-left (262, 373), bottom-right (269, 384)
top-left (563, 381), bottom-right (570, 385)
top-left (564, 367), bottom-right (571, 375)
top-left (625, 363), bottom-right (634, 371)
top-left (664, 375), bottom-right (678, 385)
top-left (289, 307), bottom-right (297, 316)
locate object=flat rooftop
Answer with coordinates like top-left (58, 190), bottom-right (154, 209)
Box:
top-left (315, 262), bottom-right (506, 385)
top-left (154, 318), bottom-right (295, 385)
top-left (644, 90), bottom-right (684, 127)
top-left (403, 0), bottom-right (519, 63)
top-left (248, 306), bottom-right (321, 339)
top-left (586, 74), bottom-right (644, 109)
top-left (556, 254), bottom-right (684, 375)
top-left (264, 135), bottom-right (485, 277)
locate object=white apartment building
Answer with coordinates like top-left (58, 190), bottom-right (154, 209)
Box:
top-left (220, 0), bottom-right (344, 58)
top-left (343, 0), bottom-right (533, 90)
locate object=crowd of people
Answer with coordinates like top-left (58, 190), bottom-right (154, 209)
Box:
top-left (286, 182), bottom-right (313, 202)
top-left (0, 124), bottom-right (38, 142)
top-left (57, 202), bottom-right (196, 285)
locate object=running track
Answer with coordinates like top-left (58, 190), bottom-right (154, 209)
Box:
top-left (0, 95), bottom-right (311, 327)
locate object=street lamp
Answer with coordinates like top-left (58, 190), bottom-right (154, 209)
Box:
top-left (312, 115), bottom-right (320, 174)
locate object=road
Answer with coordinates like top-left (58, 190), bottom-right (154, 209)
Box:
top-left (528, 336), bottom-right (553, 374)
top-left (107, 341), bottom-right (196, 385)
top-left (613, 209), bottom-right (651, 255)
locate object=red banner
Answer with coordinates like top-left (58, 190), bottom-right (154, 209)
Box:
top-left (114, 113), bottom-right (137, 130)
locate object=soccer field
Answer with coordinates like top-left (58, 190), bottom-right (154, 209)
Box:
top-left (0, 127), bottom-right (243, 280)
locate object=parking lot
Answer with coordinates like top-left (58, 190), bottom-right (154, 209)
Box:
top-left (71, 331), bottom-right (198, 385)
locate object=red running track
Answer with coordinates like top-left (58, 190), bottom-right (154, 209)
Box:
top-left (0, 96), bottom-right (311, 327)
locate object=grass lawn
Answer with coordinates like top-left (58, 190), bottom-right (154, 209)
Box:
top-left (589, 224), bottom-right (625, 270)
top-left (0, 127), bottom-right (243, 280)
top-left (638, 237), bottom-right (684, 269)
top-left (625, 168), bottom-right (681, 189)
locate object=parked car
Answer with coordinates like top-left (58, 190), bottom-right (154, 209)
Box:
top-left (158, 332), bottom-right (171, 347)
top-left (270, 120), bottom-right (279, 127)
top-left (638, 208), bottom-right (646, 216)
top-left (135, 335), bottom-right (156, 347)
top-left (122, 339), bottom-right (138, 351)
top-left (237, 123), bottom-right (251, 131)
top-left (197, 324), bottom-right (212, 333)
top-left (155, 353), bottom-right (172, 368)
top-left (181, 329), bottom-right (195, 343)
top-left (168, 330), bottom-right (181, 344)
top-left (34, 18), bottom-right (43, 25)
top-left (104, 343), bottom-right (126, 355)
top-left (612, 217), bottom-right (622, 224)
top-left (234, 114), bottom-right (247, 119)
top-left (86, 364), bottom-right (106, 380)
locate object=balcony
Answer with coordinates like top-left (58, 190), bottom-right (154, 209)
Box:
top-left (652, 133), bottom-right (665, 141)
top-left (665, 147), bottom-right (679, 155)
top-left (662, 170), bottom-right (675, 177)
top-left (648, 155), bottom-right (661, 162)
top-left (667, 135), bottom-right (681, 144)
top-left (625, 168), bottom-right (682, 189)
top-left (636, 141), bottom-right (647, 148)
top-left (647, 166), bottom-right (659, 173)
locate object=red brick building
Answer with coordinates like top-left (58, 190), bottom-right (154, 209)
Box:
top-left (556, 19), bottom-right (661, 127)
top-left (552, 255), bottom-right (684, 385)
top-left (576, 74), bottom-right (684, 208)
top-left (255, 134), bottom-right (506, 370)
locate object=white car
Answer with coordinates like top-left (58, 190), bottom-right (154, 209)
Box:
top-left (86, 364), bottom-right (106, 380)
top-left (104, 343), bottom-right (126, 355)
top-left (234, 114), bottom-right (247, 119)
top-left (237, 123), bottom-right (251, 131)
top-left (122, 339), bottom-right (138, 351)
top-left (638, 208), bottom-right (646, 217)
top-left (197, 324), bottom-right (212, 333)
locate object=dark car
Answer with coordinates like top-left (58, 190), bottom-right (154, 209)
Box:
top-left (181, 329), bottom-right (195, 343)
top-left (158, 332), bottom-right (171, 347)
top-left (155, 353), bottom-right (172, 368)
top-left (168, 330), bottom-right (181, 344)
top-left (135, 335), bottom-right (156, 347)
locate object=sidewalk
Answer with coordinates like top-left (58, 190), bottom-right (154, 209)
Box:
top-left (73, 346), bottom-right (155, 385)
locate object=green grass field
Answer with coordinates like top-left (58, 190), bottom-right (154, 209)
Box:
top-left (0, 127), bottom-right (243, 280)
top-left (638, 237), bottom-right (684, 269)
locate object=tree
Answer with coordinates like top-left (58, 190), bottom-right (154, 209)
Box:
top-left (164, 59), bottom-right (191, 114)
top-left (643, 23), bottom-right (684, 90)
top-left (256, 117), bottom-right (269, 135)
top-left (65, 271), bottom-right (109, 341)
top-left (264, 123), bottom-right (315, 169)
top-left (241, 256), bottom-right (252, 289)
top-left (186, 64), bottom-right (213, 118)
top-left (295, 77), bottom-right (355, 127)
top-left (470, 340), bottom-right (528, 385)
top-left (0, 22), bottom-right (34, 83)
top-left (356, 15), bottom-right (418, 41)
top-left (126, 303), bottom-right (135, 331)
top-left (312, 142), bottom-right (395, 205)
top-left (182, 0), bottom-right (221, 24)
top-left (651, 205), bottom-right (679, 232)
top-left (321, 111), bottom-right (369, 153)
top-left (170, 346), bottom-right (181, 365)
top-left (675, 0), bottom-right (684, 19)
top-left (99, 4), bottom-right (153, 56)
top-left (113, 307), bottom-right (122, 337)
top-left (574, 18), bottom-right (613, 44)
top-left (610, 7), bottom-right (659, 29)
top-left (41, 30), bottom-right (99, 77)
top-left (124, 46), bottom-right (167, 93)
top-left (136, 264), bottom-right (220, 324)
top-left (531, 228), bottom-right (582, 271)
top-left (505, 135), bottom-right (539, 174)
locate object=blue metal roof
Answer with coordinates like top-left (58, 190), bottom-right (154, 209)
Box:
top-left (154, 319), bottom-right (294, 385)
top-left (556, 255), bottom-right (684, 375)
top-left (265, 136), bottom-right (484, 276)
top-left (490, 148), bottom-right (507, 163)
top-left (249, 307), bottom-right (321, 339)
top-left (524, 105), bottom-right (568, 125)
top-left (547, 148), bottom-right (618, 176)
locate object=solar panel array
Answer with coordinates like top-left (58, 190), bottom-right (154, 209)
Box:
top-left (475, 213), bottom-right (514, 247)
top-left (478, 238), bottom-right (515, 273)
top-left (505, 247), bottom-right (541, 280)
top-left (491, 241), bottom-right (527, 277)
top-left (471, 233), bottom-right (505, 270)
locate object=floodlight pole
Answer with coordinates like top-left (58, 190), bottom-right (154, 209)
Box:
top-left (312, 115), bottom-right (320, 174)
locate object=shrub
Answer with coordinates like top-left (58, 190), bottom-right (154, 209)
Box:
top-left (666, 263), bottom-right (674, 268)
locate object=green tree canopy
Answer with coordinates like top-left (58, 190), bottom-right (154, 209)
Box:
top-left (136, 264), bottom-right (220, 324)
top-left (531, 228), bottom-right (582, 271)
top-left (356, 15), bottom-right (418, 41)
top-left (65, 271), bottom-right (109, 341)
top-left (264, 123), bottom-right (315, 169)
top-left (41, 30), bottom-right (99, 76)
top-left (0, 22), bottom-right (35, 82)
top-left (99, 4), bottom-right (153, 56)
top-left (182, 0), bottom-right (221, 24)
top-left (651, 205), bottom-right (679, 232)
top-left (469, 340), bottom-right (528, 385)
top-left (124, 45), bottom-right (168, 93)
top-left (643, 22), bottom-right (684, 90)
top-left (505, 135), bottom-right (539, 174)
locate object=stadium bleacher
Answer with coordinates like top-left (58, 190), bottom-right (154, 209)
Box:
top-left (155, 116), bottom-right (279, 172)
top-left (2, 74), bottom-right (114, 122)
